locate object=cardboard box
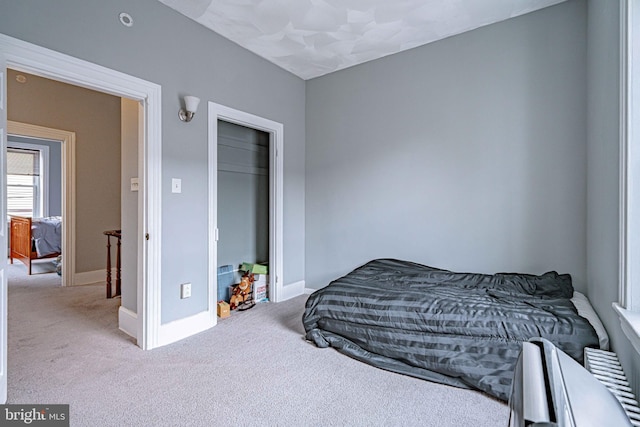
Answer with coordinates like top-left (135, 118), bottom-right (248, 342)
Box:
top-left (217, 301), bottom-right (230, 318)
top-left (240, 262), bottom-right (268, 275)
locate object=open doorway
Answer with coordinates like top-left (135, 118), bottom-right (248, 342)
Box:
top-left (7, 120), bottom-right (75, 286)
top-left (7, 131), bottom-right (63, 277)
top-left (6, 69), bottom-right (125, 291)
top-left (217, 120), bottom-right (270, 307)
top-left (5, 69), bottom-right (143, 327)
top-left (5, 69), bottom-right (144, 337)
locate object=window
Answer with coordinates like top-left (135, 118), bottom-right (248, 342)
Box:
top-left (7, 147), bottom-right (41, 217)
top-left (6, 144), bottom-right (48, 218)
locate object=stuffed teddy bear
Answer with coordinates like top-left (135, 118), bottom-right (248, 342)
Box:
top-left (230, 273), bottom-right (255, 310)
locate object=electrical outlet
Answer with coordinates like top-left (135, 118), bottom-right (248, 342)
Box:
top-left (180, 282), bottom-right (191, 299)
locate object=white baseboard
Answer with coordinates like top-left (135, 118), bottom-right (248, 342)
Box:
top-left (304, 288), bottom-right (315, 295)
top-left (118, 306), bottom-right (137, 339)
top-left (157, 310), bottom-right (215, 348)
top-left (279, 280), bottom-right (305, 302)
top-left (73, 268), bottom-right (117, 286)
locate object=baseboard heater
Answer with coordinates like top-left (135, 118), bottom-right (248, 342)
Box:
top-left (509, 338), bottom-right (632, 426)
top-left (584, 347), bottom-right (640, 427)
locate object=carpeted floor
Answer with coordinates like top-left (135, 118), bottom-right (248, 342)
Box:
top-left (6, 262), bottom-right (509, 426)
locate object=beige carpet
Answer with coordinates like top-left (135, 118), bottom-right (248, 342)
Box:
top-left (6, 262), bottom-right (509, 426)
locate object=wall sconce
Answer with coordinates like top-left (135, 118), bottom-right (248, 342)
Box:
top-left (179, 95), bottom-right (200, 122)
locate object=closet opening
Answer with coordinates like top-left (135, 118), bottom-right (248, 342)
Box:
top-left (217, 121), bottom-right (270, 308)
top-left (208, 101), bottom-right (284, 315)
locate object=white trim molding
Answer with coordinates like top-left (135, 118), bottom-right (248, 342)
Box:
top-left (208, 102), bottom-right (285, 311)
top-left (73, 268), bottom-right (119, 288)
top-left (7, 121), bottom-right (76, 288)
top-left (1, 44), bottom-right (7, 405)
top-left (157, 311), bottom-right (212, 348)
top-left (620, 0), bottom-right (631, 309)
top-left (73, 270), bottom-right (106, 286)
top-left (118, 306), bottom-right (138, 339)
top-left (280, 280), bottom-right (305, 301)
top-left (614, 303), bottom-right (640, 355)
top-left (619, 0), bottom-right (640, 310)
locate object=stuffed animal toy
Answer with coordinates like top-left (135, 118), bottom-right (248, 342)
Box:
top-left (230, 273), bottom-right (255, 310)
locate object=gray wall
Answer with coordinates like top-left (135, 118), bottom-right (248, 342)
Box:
top-left (0, 0), bottom-right (305, 323)
top-left (7, 135), bottom-right (62, 217)
top-left (586, 0), bottom-right (640, 394)
top-left (217, 121), bottom-right (269, 270)
top-left (306, 0), bottom-right (588, 290)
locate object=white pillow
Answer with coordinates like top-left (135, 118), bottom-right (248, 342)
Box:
top-left (571, 291), bottom-right (610, 351)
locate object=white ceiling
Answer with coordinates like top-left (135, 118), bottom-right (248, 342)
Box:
top-left (157, 0), bottom-right (567, 80)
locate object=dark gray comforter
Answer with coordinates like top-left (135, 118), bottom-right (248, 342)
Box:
top-left (302, 258), bottom-right (600, 401)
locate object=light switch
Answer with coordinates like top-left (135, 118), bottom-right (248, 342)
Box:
top-left (130, 177), bottom-right (139, 192)
top-left (172, 178), bottom-right (182, 193)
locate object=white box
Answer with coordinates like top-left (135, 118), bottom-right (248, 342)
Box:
top-left (253, 275), bottom-right (268, 302)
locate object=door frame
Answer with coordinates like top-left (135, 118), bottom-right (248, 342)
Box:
top-left (208, 102), bottom-right (284, 312)
top-left (0, 34), bottom-right (163, 350)
top-left (7, 121), bottom-right (76, 287)
top-left (1, 38), bottom-right (7, 404)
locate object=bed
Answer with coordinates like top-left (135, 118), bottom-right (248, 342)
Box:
top-left (302, 258), bottom-right (604, 402)
top-left (10, 215), bottom-right (62, 275)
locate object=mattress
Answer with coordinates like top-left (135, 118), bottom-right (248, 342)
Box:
top-left (571, 291), bottom-right (609, 351)
top-left (32, 216), bottom-right (62, 257)
top-left (303, 258), bottom-right (601, 401)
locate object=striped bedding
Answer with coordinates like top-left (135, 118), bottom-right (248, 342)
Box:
top-left (302, 258), bottom-right (600, 401)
